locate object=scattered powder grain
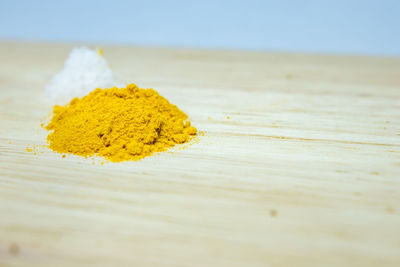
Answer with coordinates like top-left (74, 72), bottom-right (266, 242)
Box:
top-left (25, 144), bottom-right (45, 155)
top-left (45, 84), bottom-right (197, 162)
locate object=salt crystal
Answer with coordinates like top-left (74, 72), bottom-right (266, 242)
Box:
top-left (46, 47), bottom-right (117, 104)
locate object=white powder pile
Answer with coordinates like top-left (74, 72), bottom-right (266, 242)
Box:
top-left (46, 47), bottom-right (117, 104)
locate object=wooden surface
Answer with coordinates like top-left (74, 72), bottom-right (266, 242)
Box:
top-left (1, 42), bottom-right (400, 267)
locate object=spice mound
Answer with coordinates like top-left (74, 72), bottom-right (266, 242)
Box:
top-left (45, 84), bottom-right (197, 162)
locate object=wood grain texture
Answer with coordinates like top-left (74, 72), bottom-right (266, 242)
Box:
top-left (0, 42), bottom-right (400, 267)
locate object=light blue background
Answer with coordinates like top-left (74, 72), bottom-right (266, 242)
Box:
top-left (1, 0), bottom-right (399, 56)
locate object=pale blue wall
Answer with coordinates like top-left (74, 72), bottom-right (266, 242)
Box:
top-left (1, 0), bottom-right (399, 56)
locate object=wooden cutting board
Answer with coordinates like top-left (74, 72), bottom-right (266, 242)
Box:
top-left (0, 42), bottom-right (400, 267)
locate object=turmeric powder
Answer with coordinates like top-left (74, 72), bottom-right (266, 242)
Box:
top-left (45, 84), bottom-right (197, 162)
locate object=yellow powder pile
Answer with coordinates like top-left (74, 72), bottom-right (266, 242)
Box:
top-left (45, 84), bottom-right (197, 162)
